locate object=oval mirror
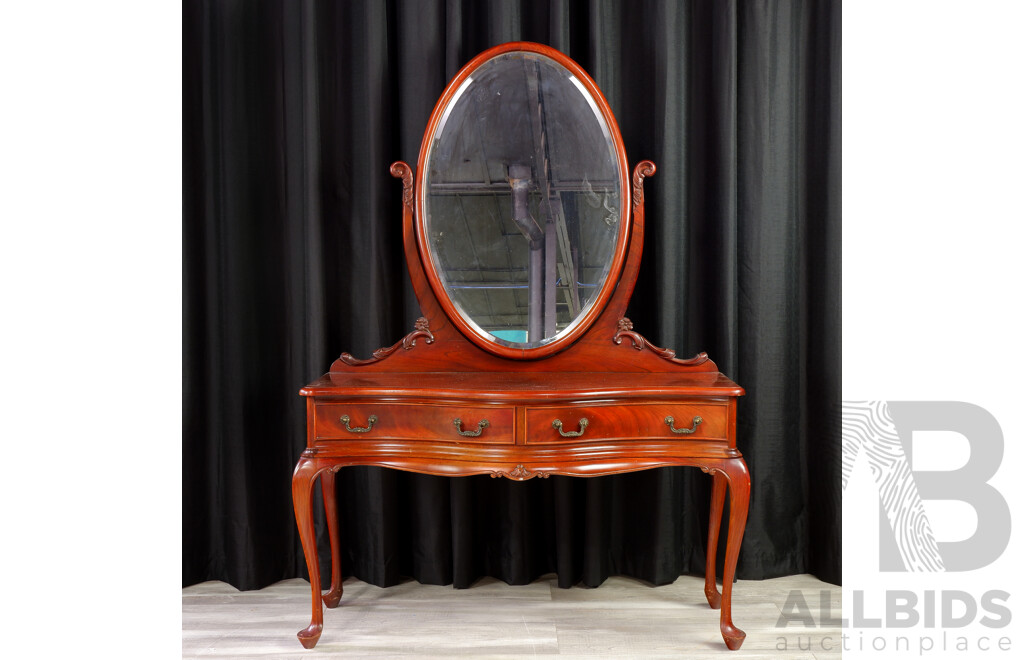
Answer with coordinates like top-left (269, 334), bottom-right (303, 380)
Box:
top-left (416, 43), bottom-right (629, 359)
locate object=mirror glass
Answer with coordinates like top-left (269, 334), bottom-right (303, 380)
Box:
top-left (422, 50), bottom-right (623, 349)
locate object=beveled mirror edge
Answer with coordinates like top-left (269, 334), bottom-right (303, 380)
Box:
top-left (413, 41), bottom-right (632, 360)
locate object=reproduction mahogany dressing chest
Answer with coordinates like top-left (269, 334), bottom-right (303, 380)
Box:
top-left (292, 42), bottom-right (750, 651)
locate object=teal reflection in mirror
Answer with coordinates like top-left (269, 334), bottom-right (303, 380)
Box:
top-left (422, 50), bottom-right (622, 349)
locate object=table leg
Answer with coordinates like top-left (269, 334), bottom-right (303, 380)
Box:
top-left (321, 468), bottom-right (344, 608)
top-left (704, 471), bottom-right (727, 609)
top-left (718, 458), bottom-right (750, 651)
top-left (292, 456), bottom-right (324, 649)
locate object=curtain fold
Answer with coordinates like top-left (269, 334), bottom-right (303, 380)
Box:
top-left (183, 0), bottom-right (841, 591)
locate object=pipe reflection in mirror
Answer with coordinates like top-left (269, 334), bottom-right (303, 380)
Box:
top-left (544, 200), bottom-right (557, 338)
top-left (509, 163), bottom-right (546, 341)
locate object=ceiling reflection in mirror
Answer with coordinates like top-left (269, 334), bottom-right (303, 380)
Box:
top-left (422, 51), bottom-right (622, 348)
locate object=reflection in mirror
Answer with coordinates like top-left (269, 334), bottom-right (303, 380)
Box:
top-left (423, 51), bottom-right (622, 348)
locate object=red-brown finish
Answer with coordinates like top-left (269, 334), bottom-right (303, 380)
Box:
top-left (704, 471), bottom-right (727, 610)
top-left (523, 402), bottom-right (728, 444)
top-left (292, 453), bottom-right (324, 649)
top-left (297, 43), bottom-right (749, 653)
top-left (320, 468), bottom-right (343, 609)
top-left (315, 402), bottom-right (516, 445)
top-left (414, 42), bottom-right (632, 361)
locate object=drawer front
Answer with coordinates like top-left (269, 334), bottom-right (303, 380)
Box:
top-left (524, 402), bottom-right (728, 444)
top-left (315, 403), bottom-right (515, 444)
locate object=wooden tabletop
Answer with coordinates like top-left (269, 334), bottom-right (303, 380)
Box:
top-left (301, 371), bottom-right (744, 400)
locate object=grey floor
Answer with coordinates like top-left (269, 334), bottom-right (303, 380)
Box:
top-left (183, 573), bottom-right (841, 659)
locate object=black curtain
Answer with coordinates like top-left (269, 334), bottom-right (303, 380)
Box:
top-left (184, 0), bottom-right (841, 591)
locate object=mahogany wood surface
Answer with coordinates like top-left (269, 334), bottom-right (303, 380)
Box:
top-left (294, 42), bottom-right (750, 653)
top-left (523, 401), bottom-right (728, 444)
top-left (315, 402), bottom-right (517, 444)
top-left (302, 371), bottom-right (743, 398)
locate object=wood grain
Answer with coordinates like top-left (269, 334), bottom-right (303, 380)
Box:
top-left (315, 402), bottom-right (516, 445)
top-left (524, 401), bottom-right (728, 444)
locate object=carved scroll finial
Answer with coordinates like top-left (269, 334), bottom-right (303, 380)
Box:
top-left (339, 317), bottom-right (435, 366)
top-left (613, 317), bottom-right (710, 366)
top-left (632, 160), bottom-right (656, 210)
top-left (390, 161), bottom-right (414, 211)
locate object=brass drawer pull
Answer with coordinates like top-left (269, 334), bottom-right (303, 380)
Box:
top-left (340, 414), bottom-right (378, 433)
top-left (454, 418), bottom-right (490, 437)
top-left (552, 418), bottom-right (589, 437)
top-left (665, 415), bottom-right (702, 434)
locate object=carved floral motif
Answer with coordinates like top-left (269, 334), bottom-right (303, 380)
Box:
top-left (490, 464), bottom-right (550, 481)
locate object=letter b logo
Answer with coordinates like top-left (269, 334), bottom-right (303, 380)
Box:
top-left (842, 401), bottom-right (1010, 572)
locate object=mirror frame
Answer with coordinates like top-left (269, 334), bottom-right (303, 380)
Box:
top-left (414, 42), bottom-right (631, 360)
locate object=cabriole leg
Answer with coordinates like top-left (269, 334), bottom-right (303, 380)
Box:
top-left (321, 468), bottom-right (344, 608)
top-left (704, 470), bottom-right (727, 609)
top-left (718, 458), bottom-right (750, 651)
top-left (293, 456), bottom-right (324, 649)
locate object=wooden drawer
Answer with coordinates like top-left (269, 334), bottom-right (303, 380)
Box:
top-left (315, 402), bottom-right (514, 444)
top-left (524, 402), bottom-right (728, 444)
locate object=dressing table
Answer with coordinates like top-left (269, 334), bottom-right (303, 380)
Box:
top-left (292, 42), bottom-right (750, 651)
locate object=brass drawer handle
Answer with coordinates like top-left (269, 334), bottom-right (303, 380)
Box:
top-left (340, 414), bottom-right (378, 433)
top-left (665, 415), bottom-right (702, 434)
top-left (454, 418), bottom-right (490, 437)
top-left (552, 418), bottom-right (589, 437)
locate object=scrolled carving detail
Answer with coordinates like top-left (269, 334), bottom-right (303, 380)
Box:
top-left (613, 317), bottom-right (710, 366)
top-left (632, 160), bottom-right (656, 209)
top-left (490, 464), bottom-right (550, 481)
top-left (339, 317), bottom-right (435, 366)
top-left (405, 317), bottom-right (434, 348)
top-left (390, 161), bottom-right (414, 211)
